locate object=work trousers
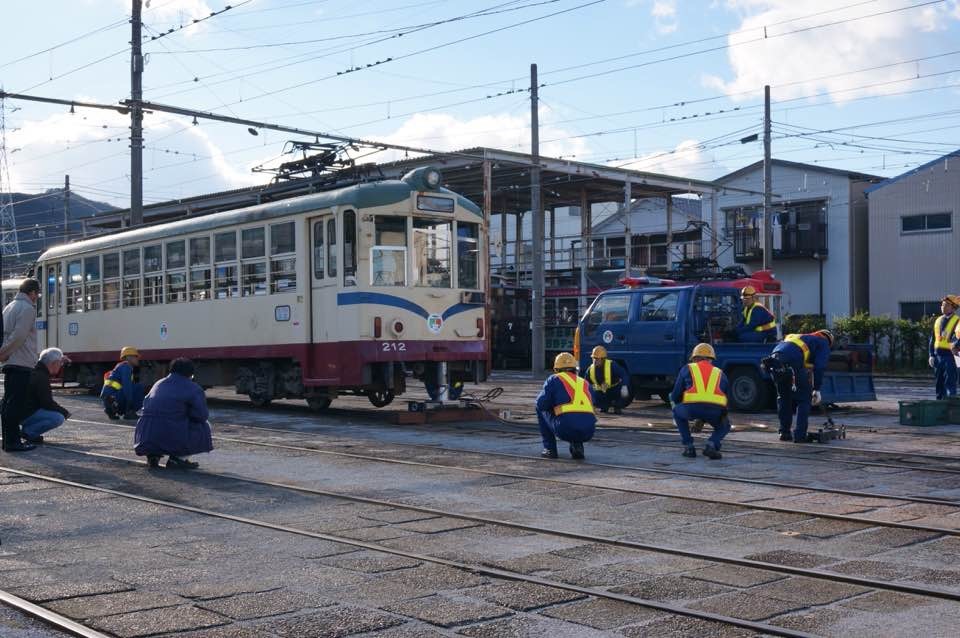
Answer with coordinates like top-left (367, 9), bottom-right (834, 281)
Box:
top-left (592, 384), bottom-right (622, 412)
top-left (934, 350), bottom-right (958, 400)
top-left (536, 410), bottom-right (595, 454)
top-left (773, 360), bottom-right (812, 440)
top-left (672, 403), bottom-right (730, 449)
top-left (21, 409), bottom-right (65, 439)
top-left (1, 367), bottom-right (32, 448)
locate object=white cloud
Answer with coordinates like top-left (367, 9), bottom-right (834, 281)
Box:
top-left (625, 0), bottom-right (678, 34)
top-left (704, 0), bottom-right (960, 103)
top-left (614, 139), bottom-right (708, 176)
top-left (368, 110), bottom-right (592, 164)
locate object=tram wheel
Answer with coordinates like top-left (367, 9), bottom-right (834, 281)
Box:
top-left (367, 389), bottom-right (395, 408)
top-left (249, 393), bottom-right (272, 408)
top-left (306, 396), bottom-right (332, 411)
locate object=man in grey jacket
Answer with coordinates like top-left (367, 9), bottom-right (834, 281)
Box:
top-left (1, 278), bottom-right (41, 452)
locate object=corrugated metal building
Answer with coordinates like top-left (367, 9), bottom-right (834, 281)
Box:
top-left (713, 160), bottom-right (881, 322)
top-left (865, 150), bottom-right (960, 320)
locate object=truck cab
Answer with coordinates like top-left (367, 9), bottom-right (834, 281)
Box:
top-left (575, 280), bottom-right (875, 411)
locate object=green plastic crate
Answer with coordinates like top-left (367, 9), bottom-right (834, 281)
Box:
top-left (899, 400), bottom-right (948, 426)
top-left (947, 398), bottom-right (960, 424)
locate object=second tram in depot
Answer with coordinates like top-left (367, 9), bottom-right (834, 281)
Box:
top-left (32, 167), bottom-right (488, 409)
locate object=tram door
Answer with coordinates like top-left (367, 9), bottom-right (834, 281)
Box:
top-left (44, 263), bottom-right (61, 349)
top-left (309, 215), bottom-right (339, 381)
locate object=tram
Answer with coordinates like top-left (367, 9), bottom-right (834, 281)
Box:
top-left (33, 167), bottom-right (488, 409)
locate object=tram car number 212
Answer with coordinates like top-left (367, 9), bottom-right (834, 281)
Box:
top-left (32, 167), bottom-right (488, 410)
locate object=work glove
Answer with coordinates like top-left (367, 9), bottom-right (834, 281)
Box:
top-left (929, 356), bottom-right (936, 369)
top-left (620, 385), bottom-right (630, 399)
top-left (811, 390), bottom-right (822, 406)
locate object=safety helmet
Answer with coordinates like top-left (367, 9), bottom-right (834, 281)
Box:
top-left (120, 346), bottom-right (140, 359)
top-left (591, 345), bottom-right (607, 359)
top-left (553, 352), bottom-right (578, 371)
top-left (690, 343), bottom-right (716, 360)
top-left (943, 295), bottom-right (960, 308)
top-left (740, 285), bottom-right (757, 299)
top-left (814, 330), bottom-right (834, 347)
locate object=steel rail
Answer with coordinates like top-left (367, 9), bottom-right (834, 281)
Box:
top-left (22, 444), bottom-right (960, 606)
top-left (0, 589), bottom-right (110, 638)
top-left (0, 465), bottom-right (817, 638)
top-left (70, 416), bottom-right (960, 536)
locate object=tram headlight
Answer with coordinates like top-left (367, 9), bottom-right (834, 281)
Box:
top-left (424, 168), bottom-right (442, 189)
top-left (391, 319), bottom-right (405, 336)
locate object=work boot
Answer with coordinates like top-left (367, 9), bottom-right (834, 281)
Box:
top-left (703, 444), bottom-right (722, 460)
top-left (793, 435), bottom-right (809, 444)
top-left (779, 432), bottom-right (793, 442)
top-left (147, 455), bottom-right (162, 468)
top-left (23, 434), bottom-right (44, 444)
top-left (569, 441), bottom-right (585, 460)
top-left (3, 441), bottom-right (36, 452)
top-left (541, 448), bottom-right (559, 459)
top-left (104, 396), bottom-right (120, 420)
top-left (122, 411), bottom-right (139, 421)
top-left (682, 446), bottom-right (697, 458)
top-left (166, 456), bottom-right (199, 469)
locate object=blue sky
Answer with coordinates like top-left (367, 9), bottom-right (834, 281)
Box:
top-left (2, 0), bottom-right (960, 208)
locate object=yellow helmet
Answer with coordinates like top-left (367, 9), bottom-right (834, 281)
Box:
top-left (943, 295), bottom-right (960, 308)
top-left (814, 330), bottom-right (834, 347)
top-left (690, 343), bottom-right (716, 360)
top-left (591, 345), bottom-right (607, 359)
top-left (741, 285), bottom-right (757, 299)
top-left (120, 346), bottom-right (140, 359)
top-left (553, 352), bottom-right (577, 371)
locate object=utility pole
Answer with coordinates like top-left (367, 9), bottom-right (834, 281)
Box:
top-left (622, 181), bottom-right (631, 273)
top-left (762, 84), bottom-right (772, 271)
top-left (63, 174), bottom-right (70, 243)
top-left (130, 0), bottom-right (144, 227)
top-left (530, 63), bottom-right (544, 375)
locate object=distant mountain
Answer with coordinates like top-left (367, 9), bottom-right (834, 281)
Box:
top-left (2, 189), bottom-right (116, 277)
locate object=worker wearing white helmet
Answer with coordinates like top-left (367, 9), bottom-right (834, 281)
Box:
top-left (735, 285), bottom-right (777, 343)
top-left (535, 352), bottom-right (596, 460)
top-left (669, 343), bottom-right (731, 459)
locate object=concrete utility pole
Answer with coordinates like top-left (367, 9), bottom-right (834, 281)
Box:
top-left (63, 175), bottom-right (70, 242)
top-left (530, 63), bottom-right (545, 375)
top-left (130, 0), bottom-right (144, 227)
top-left (622, 181), bottom-right (632, 273)
top-left (762, 84), bottom-right (772, 271)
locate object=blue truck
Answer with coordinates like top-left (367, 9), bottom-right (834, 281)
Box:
top-left (574, 282), bottom-right (876, 411)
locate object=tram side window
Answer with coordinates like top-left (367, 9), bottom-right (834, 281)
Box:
top-left (312, 221), bottom-right (324, 279)
top-left (343, 211), bottom-right (356, 287)
top-left (269, 221), bottom-right (296, 294)
top-left (413, 219), bottom-right (451, 288)
top-left (35, 266), bottom-right (43, 318)
top-left (123, 248), bottom-right (140, 308)
top-left (326, 219), bottom-right (337, 278)
top-left (165, 240), bottom-right (187, 303)
top-left (143, 244), bottom-right (163, 306)
top-left (102, 252), bottom-right (121, 310)
top-left (84, 255), bottom-right (101, 312)
top-left (66, 260), bottom-right (82, 313)
top-left (215, 231), bottom-right (239, 299)
top-left (371, 216), bottom-right (406, 287)
top-left (241, 227), bottom-right (267, 296)
top-left (189, 236), bottom-right (211, 301)
top-left (457, 222), bottom-right (479, 290)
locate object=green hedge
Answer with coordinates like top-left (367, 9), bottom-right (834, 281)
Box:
top-left (785, 312), bottom-right (938, 372)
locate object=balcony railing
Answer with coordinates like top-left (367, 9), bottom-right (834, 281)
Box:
top-left (732, 223), bottom-right (828, 262)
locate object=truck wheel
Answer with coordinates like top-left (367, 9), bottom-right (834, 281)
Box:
top-left (728, 368), bottom-right (769, 412)
top-left (249, 393), bottom-right (272, 408)
top-left (367, 389), bottom-right (395, 408)
top-left (306, 397), bottom-right (332, 411)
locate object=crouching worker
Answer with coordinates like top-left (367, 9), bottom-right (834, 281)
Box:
top-left (134, 358), bottom-right (213, 469)
top-left (670, 343), bottom-right (731, 459)
top-left (585, 346), bottom-right (628, 414)
top-left (536, 352), bottom-right (596, 460)
top-left (101, 346), bottom-right (146, 420)
top-left (21, 348), bottom-right (71, 444)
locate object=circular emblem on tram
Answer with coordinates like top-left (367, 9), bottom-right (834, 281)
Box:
top-left (602, 330), bottom-right (614, 344)
top-left (427, 314), bottom-right (443, 334)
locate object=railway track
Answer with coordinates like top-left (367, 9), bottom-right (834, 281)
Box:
top-left (68, 414), bottom-right (960, 537)
top-left (0, 462), bottom-right (817, 638)
top-left (0, 588), bottom-right (109, 638)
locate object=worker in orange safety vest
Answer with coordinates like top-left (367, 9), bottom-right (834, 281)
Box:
top-left (535, 352), bottom-right (597, 460)
top-left (670, 343), bottom-right (731, 459)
